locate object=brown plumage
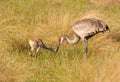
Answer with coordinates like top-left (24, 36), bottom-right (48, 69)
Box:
top-left (28, 37), bottom-right (55, 59)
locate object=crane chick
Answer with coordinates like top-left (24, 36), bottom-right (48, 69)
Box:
top-left (28, 37), bottom-right (55, 59)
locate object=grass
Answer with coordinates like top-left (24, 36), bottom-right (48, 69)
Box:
top-left (0, 0), bottom-right (120, 82)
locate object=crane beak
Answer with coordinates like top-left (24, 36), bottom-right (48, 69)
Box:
top-left (55, 43), bottom-right (61, 53)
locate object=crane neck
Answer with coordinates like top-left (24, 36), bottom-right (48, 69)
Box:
top-left (64, 34), bottom-right (80, 44)
top-left (41, 44), bottom-right (54, 52)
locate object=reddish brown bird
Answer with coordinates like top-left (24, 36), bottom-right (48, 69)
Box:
top-left (56, 18), bottom-right (110, 57)
top-left (28, 37), bottom-right (55, 59)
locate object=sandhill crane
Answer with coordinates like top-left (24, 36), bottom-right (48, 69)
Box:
top-left (56, 18), bottom-right (110, 57)
top-left (28, 37), bottom-right (55, 59)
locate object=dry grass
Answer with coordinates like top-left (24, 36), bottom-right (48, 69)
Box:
top-left (90, 0), bottom-right (120, 5)
top-left (0, 0), bottom-right (120, 82)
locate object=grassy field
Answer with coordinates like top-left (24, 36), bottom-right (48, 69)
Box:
top-left (0, 0), bottom-right (120, 82)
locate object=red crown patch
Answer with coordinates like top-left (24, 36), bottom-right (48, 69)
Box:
top-left (58, 37), bottom-right (61, 42)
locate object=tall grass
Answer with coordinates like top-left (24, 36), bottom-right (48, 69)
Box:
top-left (0, 0), bottom-right (120, 82)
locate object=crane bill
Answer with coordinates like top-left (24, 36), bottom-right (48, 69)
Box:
top-left (55, 43), bottom-right (60, 53)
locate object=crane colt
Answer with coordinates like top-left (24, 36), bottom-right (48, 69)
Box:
top-left (28, 37), bottom-right (55, 59)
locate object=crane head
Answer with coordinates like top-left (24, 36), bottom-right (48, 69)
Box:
top-left (49, 47), bottom-right (55, 53)
top-left (55, 36), bottom-right (66, 53)
top-left (58, 36), bottom-right (65, 44)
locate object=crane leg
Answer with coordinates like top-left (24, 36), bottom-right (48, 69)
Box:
top-left (83, 38), bottom-right (88, 58)
top-left (29, 48), bottom-right (34, 57)
top-left (35, 47), bottom-right (40, 59)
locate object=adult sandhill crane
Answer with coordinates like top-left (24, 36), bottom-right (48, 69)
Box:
top-left (56, 18), bottom-right (110, 57)
top-left (28, 37), bottom-right (55, 59)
